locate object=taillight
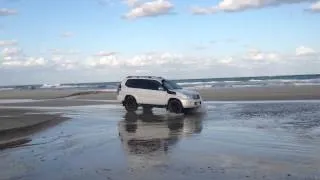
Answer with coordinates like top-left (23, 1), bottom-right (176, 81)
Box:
top-left (117, 84), bottom-right (121, 94)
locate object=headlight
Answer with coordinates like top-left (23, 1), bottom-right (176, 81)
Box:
top-left (181, 93), bottom-right (193, 99)
top-left (181, 93), bottom-right (201, 99)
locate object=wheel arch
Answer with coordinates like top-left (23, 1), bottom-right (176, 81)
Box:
top-left (167, 98), bottom-right (183, 110)
top-left (167, 98), bottom-right (181, 104)
top-left (123, 94), bottom-right (138, 105)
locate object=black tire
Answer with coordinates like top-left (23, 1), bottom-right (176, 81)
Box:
top-left (168, 99), bottom-right (183, 114)
top-left (124, 96), bottom-right (138, 112)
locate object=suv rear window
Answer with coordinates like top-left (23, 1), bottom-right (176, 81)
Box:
top-left (125, 79), bottom-right (139, 88)
top-left (125, 79), bottom-right (161, 90)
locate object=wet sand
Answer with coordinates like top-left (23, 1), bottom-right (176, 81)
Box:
top-left (0, 99), bottom-right (117, 107)
top-left (1, 100), bottom-right (320, 179)
top-left (0, 89), bottom-right (116, 100)
top-left (1, 85), bottom-right (320, 101)
top-left (1, 86), bottom-right (320, 179)
top-left (0, 109), bottom-right (65, 132)
top-left (0, 108), bottom-right (68, 149)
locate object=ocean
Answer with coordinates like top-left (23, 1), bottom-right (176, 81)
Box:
top-left (1, 74), bottom-right (320, 92)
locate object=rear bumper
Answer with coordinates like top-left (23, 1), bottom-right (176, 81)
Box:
top-left (180, 98), bottom-right (202, 108)
top-left (116, 95), bottom-right (125, 105)
top-left (116, 94), bottom-right (124, 101)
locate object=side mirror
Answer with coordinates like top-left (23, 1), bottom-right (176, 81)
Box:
top-left (158, 86), bottom-right (165, 91)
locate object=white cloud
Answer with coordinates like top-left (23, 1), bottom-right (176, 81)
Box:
top-left (126, 52), bottom-right (183, 66)
top-left (61, 32), bottom-right (74, 38)
top-left (191, 6), bottom-right (218, 15)
top-left (85, 52), bottom-right (185, 68)
top-left (50, 49), bottom-right (80, 55)
top-left (95, 51), bottom-right (117, 56)
top-left (0, 8), bottom-right (17, 16)
top-left (296, 46), bottom-right (316, 56)
top-left (55, 60), bottom-right (78, 70)
top-left (46, 49), bottom-right (82, 70)
top-left (219, 57), bottom-right (233, 64)
top-left (1, 57), bottom-right (47, 67)
top-left (191, 0), bottom-right (315, 14)
top-left (0, 40), bottom-right (18, 47)
top-left (245, 49), bottom-right (281, 61)
top-left (24, 57), bottom-right (46, 67)
top-left (1, 47), bottom-right (22, 57)
top-left (1, 61), bottom-right (21, 66)
top-left (1, 46), bottom-right (319, 82)
top-left (124, 0), bottom-right (173, 19)
top-left (80, 50), bottom-right (304, 71)
top-left (0, 47), bottom-right (48, 68)
top-left (125, 54), bottom-right (152, 66)
top-left (86, 54), bottom-right (119, 67)
top-left (135, 69), bottom-right (151, 74)
top-left (50, 55), bottom-right (83, 70)
top-left (3, 56), bottom-right (17, 61)
top-left (310, 1), bottom-right (320, 12)
top-left (1, 54), bottom-right (80, 69)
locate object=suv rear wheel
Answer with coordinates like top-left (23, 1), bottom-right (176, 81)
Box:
top-left (168, 99), bottom-right (183, 114)
top-left (124, 96), bottom-right (138, 112)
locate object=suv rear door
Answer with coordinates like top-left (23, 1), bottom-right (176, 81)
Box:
top-left (124, 79), bottom-right (146, 104)
top-left (125, 79), bottom-right (168, 105)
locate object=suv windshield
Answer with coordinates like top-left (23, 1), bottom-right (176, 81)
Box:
top-left (163, 80), bottom-right (182, 90)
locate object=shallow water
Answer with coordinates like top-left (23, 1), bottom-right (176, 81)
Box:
top-left (1, 101), bottom-right (320, 180)
top-left (0, 99), bottom-right (42, 104)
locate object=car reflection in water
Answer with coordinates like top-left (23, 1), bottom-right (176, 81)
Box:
top-left (118, 110), bottom-right (205, 169)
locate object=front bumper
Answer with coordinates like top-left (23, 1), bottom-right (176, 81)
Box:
top-left (180, 98), bottom-right (202, 108)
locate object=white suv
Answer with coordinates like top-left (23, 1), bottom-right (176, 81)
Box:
top-left (116, 76), bottom-right (202, 114)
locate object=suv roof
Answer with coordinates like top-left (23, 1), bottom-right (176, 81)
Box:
top-left (125, 76), bottom-right (164, 81)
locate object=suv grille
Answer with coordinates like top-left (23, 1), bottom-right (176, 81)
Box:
top-left (193, 94), bottom-right (200, 99)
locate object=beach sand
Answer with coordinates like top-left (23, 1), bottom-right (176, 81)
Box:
top-left (198, 85), bottom-right (320, 101)
top-left (0, 108), bottom-right (68, 149)
top-left (1, 85), bottom-right (320, 141)
top-left (0, 100), bottom-right (320, 179)
top-left (1, 86), bottom-right (320, 179)
top-left (0, 85), bottom-right (320, 101)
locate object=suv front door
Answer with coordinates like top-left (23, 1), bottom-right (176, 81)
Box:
top-left (140, 79), bottom-right (167, 106)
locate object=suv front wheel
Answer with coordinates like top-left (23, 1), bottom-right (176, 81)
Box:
top-left (168, 99), bottom-right (183, 114)
top-left (124, 96), bottom-right (138, 112)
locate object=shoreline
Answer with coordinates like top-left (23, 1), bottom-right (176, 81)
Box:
top-left (1, 86), bottom-right (319, 146)
top-left (0, 85), bottom-right (320, 102)
top-left (197, 85), bottom-right (320, 101)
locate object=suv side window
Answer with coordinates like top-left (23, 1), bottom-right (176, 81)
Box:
top-left (142, 79), bottom-right (161, 90)
top-left (125, 79), bottom-right (140, 88)
top-left (125, 79), bottom-right (161, 90)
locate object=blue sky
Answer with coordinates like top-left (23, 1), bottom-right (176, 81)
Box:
top-left (0, 0), bottom-right (320, 85)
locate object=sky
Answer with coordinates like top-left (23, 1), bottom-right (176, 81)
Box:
top-left (0, 0), bottom-right (320, 85)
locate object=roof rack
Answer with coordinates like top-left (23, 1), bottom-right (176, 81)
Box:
top-left (126, 76), bottom-right (164, 79)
